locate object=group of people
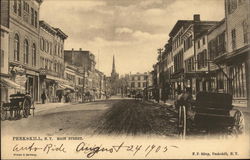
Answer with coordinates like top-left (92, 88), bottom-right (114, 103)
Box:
top-left (40, 90), bottom-right (66, 104)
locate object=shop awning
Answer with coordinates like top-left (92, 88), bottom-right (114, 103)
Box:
top-left (57, 83), bottom-right (75, 91)
top-left (0, 77), bottom-right (25, 90)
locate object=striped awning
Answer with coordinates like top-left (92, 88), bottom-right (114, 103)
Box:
top-left (0, 77), bottom-right (25, 90)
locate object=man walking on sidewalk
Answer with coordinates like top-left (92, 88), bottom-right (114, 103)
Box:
top-left (41, 91), bottom-right (47, 104)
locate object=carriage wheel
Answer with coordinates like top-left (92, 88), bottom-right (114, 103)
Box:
top-left (232, 110), bottom-right (245, 136)
top-left (22, 99), bottom-right (31, 118)
top-left (178, 105), bottom-right (187, 138)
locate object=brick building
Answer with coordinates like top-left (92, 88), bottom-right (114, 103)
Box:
top-left (64, 49), bottom-right (98, 95)
top-left (39, 20), bottom-right (67, 102)
top-left (6, 0), bottom-right (43, 102)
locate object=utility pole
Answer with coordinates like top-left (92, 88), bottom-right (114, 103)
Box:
top-left (82, 67), bottom-right (85, 103)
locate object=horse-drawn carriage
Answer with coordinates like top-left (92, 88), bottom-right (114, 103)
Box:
top-left (1, 93), bottom-right (35, 120)
top-left (82, 91), bottom-right (95, 102)
top-left (177, 92), bottom-right (245, 138)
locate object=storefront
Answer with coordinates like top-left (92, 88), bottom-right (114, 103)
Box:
top-left (25, 70), bottom-right (39, 102)
top-left (0, 77), bottom-right (25, 102)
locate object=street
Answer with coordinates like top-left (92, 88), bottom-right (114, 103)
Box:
top-left (1, 97), bottom-right (178, 137)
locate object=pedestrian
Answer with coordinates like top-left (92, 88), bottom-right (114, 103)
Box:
top-left (41, 91), bottom-right (47, 104)
top-left (58, 92), bottom-right (62, 103)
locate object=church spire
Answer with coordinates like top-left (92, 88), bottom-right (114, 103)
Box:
top-left (112, 55), bottom-right (116, 73)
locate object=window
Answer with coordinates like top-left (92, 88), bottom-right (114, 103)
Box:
top-left (138, 76), bottom-right (140, 81)
top-left (131, 82), bottom-right (135, 88)
top-left (24, 39), bottom-right (29, 64)
top-left (185, 35), bottom-right (193, 51)
top-left (203, 37), bottom-right (206, 45)
top-left (23, 2), bottom-right (29, 13)
top-left (231, 29), bottom-right (236, 50)
top-left (54, 62), bottom-right (56, 71)
top-left (32, 44), bottom-right (36, 66)
top-left (46, 41), bottom-right (49, 53)
top-left (31, 8), bottom-right (34, 26)
top-left (61, 45), bottom-right (63, 57)
top-left (50, 42), bottom-right (52, 54)
top-left (58, 45), bottom-right (60, 56)
top-left (143, 82), bottom-right (146, 88)
top-left (217, 32), bottom-right (226, 54)
top-left (54, 44), bottom-right (57, 55)
top-left (131, 77), bottom-right (134, 81)
top-left (34, 11), bottom-right (37, 28)
top-left (14, 34), bottom-right (20, 61)
top-left (185, 57), bottom-right (194, 72)
top-left (230, 63), bottom-right (247, 98)
top-left (40, 38), bottom-right (45, 51)
top-left (45, 59), bottom-right (48, 69)
top-left (242, 20), bottom-right (249, 44)
top-left (17, 0), bottom-right (21, 16)
top-left (228, 0), bottom-right (237, 14)
top-left (138, 82), bottom-right (141, 88)
top-left (198, 40), bottom-right (200, 49)
top-left (197, 50), bottom-right (207, 69)
top-left (40, 57), bottom-right (45, 68)
top-left (13, 0), bottom-right (17, 13)
top-left (1, 50), bottom-right (4, 68)
top-left (144, 76), bottom-right (147, 80)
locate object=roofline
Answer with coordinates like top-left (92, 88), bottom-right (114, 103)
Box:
top-left (169, 20), bottom-right (221, 37)
top-left (207, 18), bottom-right (226, 34)
top-left (53, 28), bottom-right (68, 39)
top-left (39, 20), bottom-right (56, 35)
top-left (169, 20), bottom-right (193, 37)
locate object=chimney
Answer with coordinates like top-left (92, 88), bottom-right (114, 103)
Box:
top-left (72, 48), bottom-right (74, 51)
top-left (193, 14), bottom-right (200, 22)
top-left (79, 48), bottom-right (82, 51)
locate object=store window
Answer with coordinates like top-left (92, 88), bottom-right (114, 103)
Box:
top-left (230, 63), bottom-right (247, 98)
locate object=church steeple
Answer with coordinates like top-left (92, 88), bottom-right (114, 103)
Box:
top-left (112, 55), bottom-right (116, 74)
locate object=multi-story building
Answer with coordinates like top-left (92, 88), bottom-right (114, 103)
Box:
top-left (6, 0), bottom-right (43, 102)
top-left (0, 0), bottom-right (11, 102)
top-left (162, 41), bottom-right (174, 100)
top-left (169, 15), bottom-right (218, 97)
top-left (64, 48), bottom-right (97, 94)
top-left (39, 20), bottom-right (68, 102)
top-left (207, 19), bottom-right (227, 92)
top-left (223, 0), bottom-right (249, 107)
top-left (64, 62), bottom-right (82, 102)
top-left (128, 72), bottom-right (149, 95)
top-left (95, 69), bottom-right (106, 99)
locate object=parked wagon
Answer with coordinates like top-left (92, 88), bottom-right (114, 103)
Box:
top-left (1, 93), bottom-right (35, 120)
top-left (177, 92), bottom-right (245, 138)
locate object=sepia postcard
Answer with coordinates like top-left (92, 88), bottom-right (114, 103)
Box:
top-left (0, 0), bottom-right (250, 159)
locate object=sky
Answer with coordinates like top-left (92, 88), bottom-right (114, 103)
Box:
top-left (40, 0), bottom-right (225, 76)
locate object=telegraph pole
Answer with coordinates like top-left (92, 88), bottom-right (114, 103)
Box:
top-left (82, 67), bottom-right (85, 103)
